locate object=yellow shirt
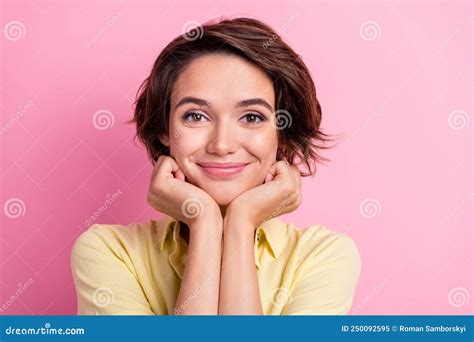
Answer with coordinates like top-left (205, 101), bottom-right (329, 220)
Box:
top-left (71, 215), bottom-right (361, 315)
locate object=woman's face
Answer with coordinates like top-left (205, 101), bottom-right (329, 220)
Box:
top-left (161, 53), bottom-right (279, 206)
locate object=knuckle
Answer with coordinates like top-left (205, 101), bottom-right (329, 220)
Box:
top-left (146, 193), bottom-right (154, 205)
top-left (281, 181), bottom-right (293, 194)
top-left (295, 194), bottom-right (302, 206)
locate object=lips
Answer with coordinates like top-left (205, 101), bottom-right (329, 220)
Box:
top-left (197, 162), bottom-right (249, 178)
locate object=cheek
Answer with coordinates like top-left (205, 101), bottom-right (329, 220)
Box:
top-left (245, 130), bottom-right (278, 163)
top-left (169, 127), bottom-right (206, 157)
top-left (168, 128), bottom-right (208, 179)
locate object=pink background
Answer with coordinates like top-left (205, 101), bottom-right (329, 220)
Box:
top-left (1, 0), bottom-right (472, 315)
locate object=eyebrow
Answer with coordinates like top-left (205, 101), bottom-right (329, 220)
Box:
top-left (175, 96), bottom-right (274, 112)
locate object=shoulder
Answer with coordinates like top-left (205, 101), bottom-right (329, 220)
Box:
top-left (275, 223), bottom-right (362, 315)
top-left (70, 216), bottom-right (173, 262)
top-left (263, 218), bottom-right (361, 267)
top-left (71, 223), bottom-right (128, 266)
top-left (281, 221), bottom-right (361, 272)
top-left (300, 224), bottom-right (360, 258)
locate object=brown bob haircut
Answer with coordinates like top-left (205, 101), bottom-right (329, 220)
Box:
top-left (128, 17), bottom-right (339, 177)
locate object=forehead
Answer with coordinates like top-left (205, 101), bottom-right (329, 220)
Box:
top-left (171, 53), bottom-right (275, 107)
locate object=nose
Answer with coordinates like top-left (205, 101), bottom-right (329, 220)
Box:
top-left (206, 120), bottom-right (239, 156)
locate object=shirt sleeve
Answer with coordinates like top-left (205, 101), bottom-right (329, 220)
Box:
top-left (70, 224), bottom-right (155, 315)
top-left (281, 233), bottom-right (362, 315)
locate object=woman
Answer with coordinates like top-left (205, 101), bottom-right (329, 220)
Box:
top-left (71, 17), bottom-right (361, 315)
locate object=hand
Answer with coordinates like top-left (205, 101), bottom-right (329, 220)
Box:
top-left (147, 155), bottom-right (221, 227)
top-left (226, 160), bottom-right (302, 229)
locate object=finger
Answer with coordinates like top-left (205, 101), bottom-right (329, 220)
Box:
top-left (156, 156), bottom-right (182, 180)
top-left (264, 162), bottom-right (278, 183)
top-left (264, 172), bottom-right (273, 183)
top-left (291, 165), bottom-right (301, 185)
top-left (174, 168), bottom-right (185, 181)
top-left (273, 160), bottom-right (292, 180)
top-left (150, 155), bottom-right (166, 179)
top-left (275, 162), bottom-right (302, 200)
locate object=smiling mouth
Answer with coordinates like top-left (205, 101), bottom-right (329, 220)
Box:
top-left (197, 162), bottom-right (249, 179)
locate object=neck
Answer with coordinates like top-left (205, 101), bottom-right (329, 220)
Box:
top-left (219, 205), bottom-right (228, 218)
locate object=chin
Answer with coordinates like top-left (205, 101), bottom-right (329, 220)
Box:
top-left (203, 187), bottom-right (240, 206)
top-left (186, 170), bottom-right (262, 205)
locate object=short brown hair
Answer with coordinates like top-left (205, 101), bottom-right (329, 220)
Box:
top-left (128, 17), bottom-right (339, 177)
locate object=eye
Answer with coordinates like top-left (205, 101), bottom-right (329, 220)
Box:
top-left (182, 111), bottom-right (209, 122)
top-left (241, 113), bottom-right (266, 124)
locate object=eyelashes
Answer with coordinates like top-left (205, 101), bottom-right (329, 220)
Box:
top-left (243, 113), bottom-right (266, 124)
top-left (181, 111), bottom-right (267, 124)
top-left (182, 112), bottom-right (207, 122)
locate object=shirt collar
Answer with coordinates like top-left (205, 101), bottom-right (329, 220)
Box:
top-left (154, 214), bottom-right (286, 265)
top-left (253, 217), bottom-right (285, 259)
top-left (155, 215), bottom-right (181, 252)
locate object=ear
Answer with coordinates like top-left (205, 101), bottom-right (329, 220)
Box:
top-left (159, 134), bottom-right (170, 147)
